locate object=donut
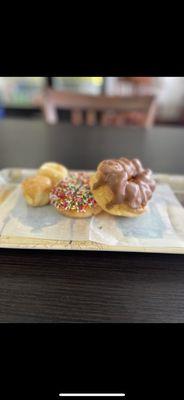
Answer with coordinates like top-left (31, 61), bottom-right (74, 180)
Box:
top-left (37, 162), bottom-right (68, 185)
top-left (22, 175), bottom-right (53, 207)
top-left (50, 172), bottom-right (102, 218)
top-left (90, 157), bottom-right (156, 217)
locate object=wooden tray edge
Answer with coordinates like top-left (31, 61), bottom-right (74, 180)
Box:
top-left (1, 236), bottom-right (184, 254)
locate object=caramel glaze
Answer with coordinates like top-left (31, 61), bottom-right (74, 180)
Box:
top-left (93, 157), bottom-right (156, 209)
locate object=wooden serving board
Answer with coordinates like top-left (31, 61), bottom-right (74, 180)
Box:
top-left (0, 169), bottom-right (184, 254)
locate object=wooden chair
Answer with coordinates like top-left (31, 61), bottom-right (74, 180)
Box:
top-left (40, 88), bottom-right (157, 128)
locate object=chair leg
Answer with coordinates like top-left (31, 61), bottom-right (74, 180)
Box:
top-left (43, 102), bottom-right (59, 124)
top-left (71, 110), bottom-right (84, 126)
top-left (85, 110), bottom-right (97, 126)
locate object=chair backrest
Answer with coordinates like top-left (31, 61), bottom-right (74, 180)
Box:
top-left (40, 89), bottom-right (157, 127)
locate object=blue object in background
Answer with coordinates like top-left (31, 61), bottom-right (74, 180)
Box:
top-left (0, 107), bottom-right (5, 118)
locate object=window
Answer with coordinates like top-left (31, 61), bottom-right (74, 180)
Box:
top-left (0, 77), bottom-right (45, 107)
top-left (53, 77), bottom-right (104, 95)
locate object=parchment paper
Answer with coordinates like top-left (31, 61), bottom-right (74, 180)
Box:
top-left (0, 181), bottom-right (184, 249)
top-left (89, 184), bottom-right (184, 248)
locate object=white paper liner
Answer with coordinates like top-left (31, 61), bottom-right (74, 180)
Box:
top-left (0, 182), bottom-right (184, 249)
top-left (0, 187), bottom-right (90, 241)
top-left (89, 184), bottom-right (184, 248)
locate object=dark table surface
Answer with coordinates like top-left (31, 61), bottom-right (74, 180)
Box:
top-left (0, 118), bottom-right (184, 322)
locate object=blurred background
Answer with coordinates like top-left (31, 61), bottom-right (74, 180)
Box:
top-left (0, 77), bottom-right (184, 127)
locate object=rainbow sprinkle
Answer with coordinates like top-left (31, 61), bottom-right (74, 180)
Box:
top-left (50, 172), bottom-right (97, 213)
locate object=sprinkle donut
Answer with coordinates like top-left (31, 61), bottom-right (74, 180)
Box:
top-left (50, 172), bottom-right (102, 218)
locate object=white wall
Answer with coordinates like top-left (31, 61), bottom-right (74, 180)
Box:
top-left (156, 77), bottom-right (184, 120)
